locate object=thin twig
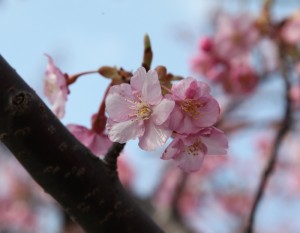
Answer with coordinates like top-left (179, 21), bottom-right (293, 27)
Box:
top-left (244, 58), bottom-right (292, 233)
top-left (103, 142), bottom-right (125, 171)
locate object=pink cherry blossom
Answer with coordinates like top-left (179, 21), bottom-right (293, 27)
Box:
top-left (214, 13), bottom-right (260, 59)
top-left (280, 11), bottom-right (300, 45)
top-left (105, 67), bottom-right (175, 151)
top-left (44, 54), bottom-right (69, 119)
top-left (228, 61), bottom-right (258, 95)
top-left (167, 77), bottom-right (220, 134)
top-left (191, 50), bottom-right (228, 82)
top-left (161, 127), bottom-right (228, 172)
top-left (66, 124), bottom-right (112, 158)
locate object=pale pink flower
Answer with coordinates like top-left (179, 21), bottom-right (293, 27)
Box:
top-left (162, 127), bottom-right (228, 172)
top-left (214, 13), bottom-right (260, 59)
top-left (167, 78), bottom-right (220, 134)
top-left (44, 54), bottom-right (69, 119)
top-left (105, 67), bottom-right (175, 151)
top-left (67, 124), bottom-right (112, 157)
top-left (281, 11), bottom-right (300, 45)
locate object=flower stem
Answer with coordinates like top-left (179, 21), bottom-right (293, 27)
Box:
top-left (67, 70), bottom-right (99, 85)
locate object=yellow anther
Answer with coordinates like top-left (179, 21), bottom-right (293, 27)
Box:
top-left (136, 102), bottom-right (152, 120)
top-left (180, 99), bottom-right (204, 119)
top-left (186, 140), bottom-right (205, 156)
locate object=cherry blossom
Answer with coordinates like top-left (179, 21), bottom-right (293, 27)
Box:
top-left (44, 54), bottom-right (69, 119)
top-left (167, 77), bottom-right (220, 134)
top-left (214, 13), bottom-right (260, 59)
top-left (280, 11), bottom-right (300, 45)
top-left (162, 127), bottom-right (228, 172)
top-left (105, 67), bottom-right (175, 151)
top-left (66, 124), bottom-right (112, 158)
top-left (227, 61), bottom-right (258, 95)
top-left (190, 48), bottom-right (228, 82)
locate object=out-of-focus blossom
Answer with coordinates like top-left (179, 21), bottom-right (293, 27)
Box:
top-left (117, 154), bottom-right (134, 188)
top-left (106, 67), bottom-right (175, 151)
top-left (67, 124), bottom-right (112, 158)
top-left (289, 84), bottom-right (300, 108)
top-left (280, 11), bottom-right (300, 45)
top-left (162, 127), bottom-right (228, 172)
top-left (191, 50), bottom-right (228, 82)
top-left (44, 54), bottom-right (69, 119)
top-left (167, 78), bottom-right (220, 134)
top-left (214, 13), bottom-right (260, 59)
top-left (227, 61), bottom-right (259, 95)
top-left (0, 200), bottom-right (37, 233)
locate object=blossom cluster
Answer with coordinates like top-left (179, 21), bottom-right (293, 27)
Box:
top-left (43, 52), bottom-right (228, 173)
top-left (191, 14), bottom-right (261, 95)
top-left (105, 67), bottom-right (228, 172)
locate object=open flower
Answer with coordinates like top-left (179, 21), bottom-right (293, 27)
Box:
top-left (162, 127), bottom-right (228, 172)
top-left (44, 54), bottom-right (69, 119)
top-left (167, 77), bottom-right (220, 134)
top-left (105, 67), bottom-right (175, 151)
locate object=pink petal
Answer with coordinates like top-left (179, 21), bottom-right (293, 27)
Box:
top-left (51, 91), bottom-right (66, 119)
top-left (168, 105), bottom-right (184, 131)
top-left (161, 137), bottom-right (184, 160)
top-left (105, 84), bottom-right (136, 122)
top-left (109, 120), bottom-right (144, 143)
top-left (151, 98), bottom-right (175, 125)
top-left (200, 128), bottom-right (228, 155)
top-left (141, 70), bottom-right (162, 105)
top-left (195, 97), bottom-right (220, 127)
top-left (172, 77), bottom-right (194, 100)
top-left (67, 124), bottom-right (90, 142)
top-left (138, 120), bottom-right (172, 151)
top-left (131, 67), bottom-right (147, 92)
top-left (176, 150), bottom-right (205, 173)
top-left (89, 133), bottom-right (113, 157)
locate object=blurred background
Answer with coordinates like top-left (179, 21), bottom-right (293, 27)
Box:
top-left (1, 0), bottom-right (300, 232)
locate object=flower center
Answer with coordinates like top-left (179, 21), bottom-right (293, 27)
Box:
top-left (180, 99), bottom-right (204, 119)
top-left (186, 140), bottom-right (206, 156)
top-left (136, 102), bottom-right (152, 120)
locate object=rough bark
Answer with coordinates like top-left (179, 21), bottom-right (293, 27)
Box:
top-left (0, 55), bottom-right (164, 233)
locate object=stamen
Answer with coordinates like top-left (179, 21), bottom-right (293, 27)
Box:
top-left (136, 102), bottom-right (152, 120)
top-left (186, 140), bottom-right (206, 156)
top-left (180, 99), bottom-right (204, 119)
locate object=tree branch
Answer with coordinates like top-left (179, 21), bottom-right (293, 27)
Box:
top-left (0, 55), bottom-right (164, 233)
top-left (244, 58), bottom-right (292, 233)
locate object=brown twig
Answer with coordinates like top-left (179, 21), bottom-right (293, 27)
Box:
top-left (244, 57), bottom-right (292, 233)
top-left (103, 142), bottom-right (125, 171)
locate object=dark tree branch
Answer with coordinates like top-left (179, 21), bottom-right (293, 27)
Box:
top-left (0, 55), bottom-right (164, 233)
top-left (244, 58), bottom-right (292, 233)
